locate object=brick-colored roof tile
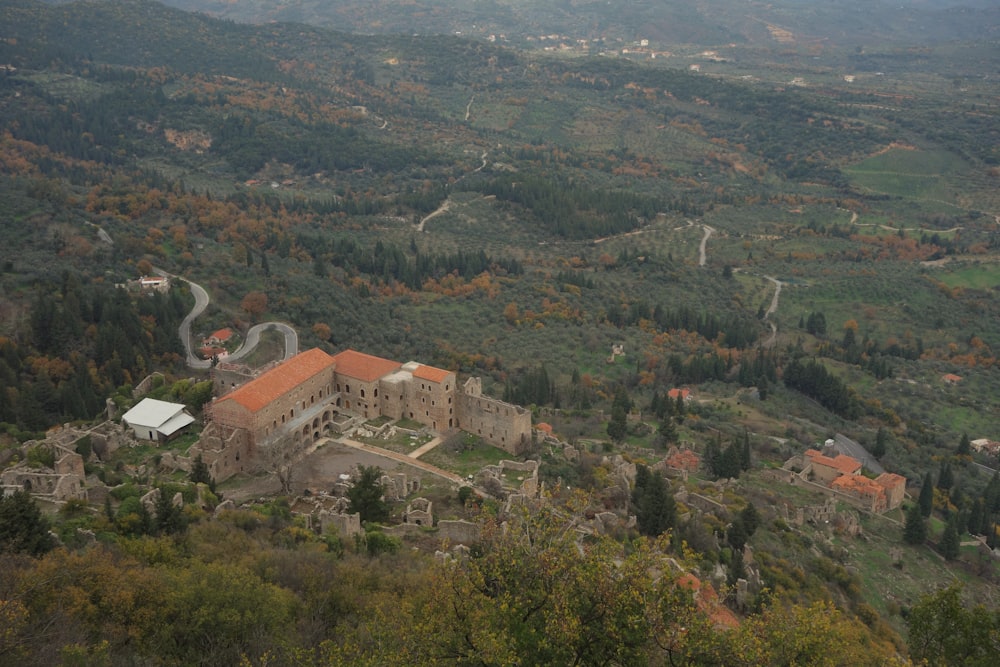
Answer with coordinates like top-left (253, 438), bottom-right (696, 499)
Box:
top-left (805, 449), bottom-right (861, 475)
top-left (413, 364), bottom-right (452, 383)
top-left (219, 348), bottom-right (336, 413)
top-left (331, 349), bottom-right (401, 383)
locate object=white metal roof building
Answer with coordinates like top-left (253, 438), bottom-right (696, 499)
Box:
top-left (121, 398), bottom-right (195, 442)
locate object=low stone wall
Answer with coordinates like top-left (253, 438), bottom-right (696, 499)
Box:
top-left (437, 519), bottom-right (480, 545)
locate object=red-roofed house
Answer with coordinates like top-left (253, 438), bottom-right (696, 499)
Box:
top-left (205, 328), bottom-right (234, 345)
top-left (804, 449), bottom-right (862, 484)
top-left (942, 373), bottom-right (962, 384)
top-left (667, 388), bottom-right (691, 401)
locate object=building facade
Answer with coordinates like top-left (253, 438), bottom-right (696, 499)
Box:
top-left (193, 348), bottom-right (531, 480)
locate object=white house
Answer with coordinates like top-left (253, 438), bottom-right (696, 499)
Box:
top-left (121, 398), bottom-right (195, 443)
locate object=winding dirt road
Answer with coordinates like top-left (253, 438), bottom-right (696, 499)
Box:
top-left (762, 275), bottom-right (783, 347)
top-left (699, 224), bottom-right (714, 266)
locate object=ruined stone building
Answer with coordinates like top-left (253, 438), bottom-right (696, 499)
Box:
top-left (781, 448), bottom-right (906, 514)
top-left (193, 347), bottom-right (531, 481)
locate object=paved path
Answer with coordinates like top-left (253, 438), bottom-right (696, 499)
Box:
top-left (834, 433), bottom-right (885, 475)
top-left (409, 436), bottom-right (443, 459)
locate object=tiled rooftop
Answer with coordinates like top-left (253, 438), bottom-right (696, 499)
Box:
top-left (805, 449), bottom-right (861, 475)
top-left (218, 348), bottom-right (336, 413)
top-left (331, 349), bottom-right (402, 383)
top-left (412, 364), bottom-right (452, 383)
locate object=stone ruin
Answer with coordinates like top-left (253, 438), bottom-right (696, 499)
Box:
top-left (289, 493), bottom-right (362, 539)
top-left (403, 497), bottom-right (433, 526)
top-left (476, 459), bottom-right (539, 499)
top-left (380, 471), bottom-right (420, 501)
top-left (1, 435), bottom-right (87, 502)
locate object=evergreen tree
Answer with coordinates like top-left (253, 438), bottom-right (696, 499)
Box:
top-left (939, 518), bottom-right (960, 561)
top-left (905, 504), bottom-right (928, 545)
top-left (985, 472), bottom-right (1000, 513)
top-left (607, 405), bottom-right (627, 443)
top-left (716, 442), bottom-right (742, 479)
top-left (937, 461), bottom-right (954, 492)
top-left (919, 472), bottom-right (935, 517)
top-left (740, 429), bottom-right (752, 471)
top-left (727, 518), bottom-right (748, 552)
top-left (957, 432), bottom-right (971, 457)
top-left (740, 503), bottom-right (760, 537)
top-left (634, 469), bottom-right (676, 537)
top-left (0, 490), bottom-right (54, 555)
top-left (347, 466), bottom-right (390, 524)
top-left (969, 498), bottom-right (985, 536)
top-left (190, 454), bottom-right (212, 485)
top-left (872, 427), bottom-right (888, 459)
top-left (154, 488), bottom-right (185, 535)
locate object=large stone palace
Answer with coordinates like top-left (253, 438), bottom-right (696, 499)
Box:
top-left (191, 348), bottom-right (531, 481)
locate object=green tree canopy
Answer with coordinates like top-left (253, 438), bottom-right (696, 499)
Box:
top-left (347, 466), bottom-right (390, 524)
top-left (0, 491), bottom-right (54, 556)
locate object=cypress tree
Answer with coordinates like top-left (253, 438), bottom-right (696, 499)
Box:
top-left (957, 433), bottom-right (971, 457)
top-left (939, 518), bottom-right (960, 560)
top-left (919, 472), bottom-right (935, 517)
top-left (904, 504), bottom-right (928, 545)
top-left (937, 461), bottom-right (954, 492)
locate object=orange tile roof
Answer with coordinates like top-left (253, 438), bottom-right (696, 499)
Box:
top-left (413, 364), bottom-right (452, 383)
top-left (875, 472), bottom-right (906, 490)
top-left (218, 348), bottom-right (336, 413)
top-left (942, 373), bottom-right (962, 383)
top-left (666, 449), bottom-right (701, 472)
top-left (535, 422), bottom-right (553, 434)
top-left (805, 449), bottom-right (861, 475)
top-left (331, 349), bottom-right (401, 383)
top-left (209, 327), bottom-right (233, 342)
top-left (667, 388), bottom-right (690, 399)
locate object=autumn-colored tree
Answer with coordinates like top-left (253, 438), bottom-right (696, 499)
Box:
top-left (312, 322), bottom-right (332, 341)
top-left (240, 290), bottom-right (268, 320)
top-left (503, 301), bottom-right (519, 325)
top-left (136, 259), bottom-right (153, 276)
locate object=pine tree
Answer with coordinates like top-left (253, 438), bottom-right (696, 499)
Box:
top-left (905, 504), bottom-right (928, 545)
top-left (0, 490), bottom-right (54, 555)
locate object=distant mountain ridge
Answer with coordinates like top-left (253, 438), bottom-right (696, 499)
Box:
top-left (152, 0), bottom-right (999, 48)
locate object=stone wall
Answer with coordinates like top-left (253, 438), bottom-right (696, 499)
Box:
top-left (189, 422), bottom-right (253, 481)
top-left (456, 377), bottom-right (532, 455)
top-left (437, 519), bottom-right (480, 545)
top-left (212, 363), bottom-right (259, 397)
